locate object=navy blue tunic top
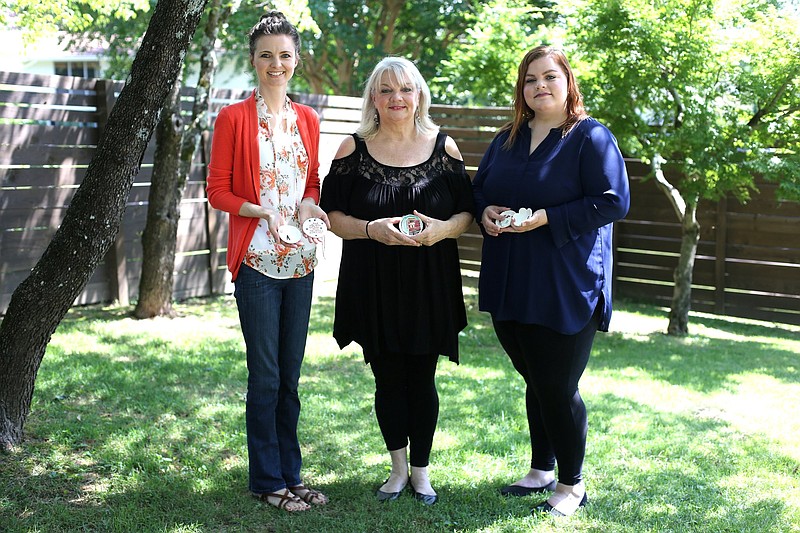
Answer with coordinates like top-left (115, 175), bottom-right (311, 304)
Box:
top-left (472, 118), bottom-right (630, 334)
top-left (320, 133), bottom-right (474, 363)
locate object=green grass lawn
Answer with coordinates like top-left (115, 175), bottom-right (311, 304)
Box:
top-left (1, 289), bottom-right (798, 532)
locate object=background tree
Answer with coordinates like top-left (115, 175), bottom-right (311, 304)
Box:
top-left (44, 0), bottom-right (236, 318)
top-left (0, 0), bottom-right (209, 450)
top-left (435, 0), bottom-right (558, 105)
top-left (569, 0), bottom-right (800, 335)
top-left (295, 0), bottom-right (476, 96)
top-left (9, 0), bottom-right (240, 317)
top-left (134, 0), bottom-right (235, 318)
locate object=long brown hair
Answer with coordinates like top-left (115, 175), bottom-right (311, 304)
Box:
top-left (500, 45), bottom-right (588, 150)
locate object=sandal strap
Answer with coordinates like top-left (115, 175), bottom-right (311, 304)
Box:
top-left (259, 489), bottom-right (308, 511)
top-left (289, 484), bottom-right (328, 504)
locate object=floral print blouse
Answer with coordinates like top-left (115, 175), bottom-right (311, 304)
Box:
top-left (244, 92), bottom-right (317, 279)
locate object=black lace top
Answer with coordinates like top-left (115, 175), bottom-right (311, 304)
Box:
top-left (320, 132), bottom-right (474, 363)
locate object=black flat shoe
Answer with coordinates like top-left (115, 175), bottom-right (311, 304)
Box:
top-left (533, 492), bottom-right (588, 517)
top-left (409, 485), bottom-right (438, 505)
top-left (500, 480), bottom-right (557, 496)
top-left (376, 488), bottom-right (403, 501)
top-left (375, 478), bottom-right (406, 502)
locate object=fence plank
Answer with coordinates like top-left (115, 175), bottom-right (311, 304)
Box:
top-left (0, 104), bottom-right (98, 123)
top-left (0, 88), bottom-right (96, 107)
top-left (0, 123), bottom-right (99, 145)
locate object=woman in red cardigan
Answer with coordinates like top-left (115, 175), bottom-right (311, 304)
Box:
top-left (206, 11), bottom-right (330, 513)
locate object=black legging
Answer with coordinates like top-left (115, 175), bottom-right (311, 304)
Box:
top-left (369, 352), bottom-right (440, 467)
top-left (492, 307), bottom-right (600, 486)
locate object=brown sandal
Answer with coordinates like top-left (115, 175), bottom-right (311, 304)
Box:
top-left (257, 488), bottom-right (310, 512)
top-left (289, 484), bottom-right (329, 505)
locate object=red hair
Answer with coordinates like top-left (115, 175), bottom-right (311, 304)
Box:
top-left (500, 45), bottom-right (587, 150)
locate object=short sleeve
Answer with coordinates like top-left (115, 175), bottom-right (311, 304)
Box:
top-left (447, 159), bottom-right (475, 216)
top-left (320, 154), bottom-right (358, 215)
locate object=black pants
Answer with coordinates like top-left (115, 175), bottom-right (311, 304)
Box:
top-left (492, 307), bottom-right (600, 486)
top-left (369, 352), bottom-right (440, 467)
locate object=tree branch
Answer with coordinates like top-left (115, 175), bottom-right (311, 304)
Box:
top-left (380, 0), bottom-right (403, 51)
top-left (662, 70), bottom-right (684, 128)
top-left (651, 153), bottom-right (687, 220)
top-left (748, 68), bottom-right (797, 128)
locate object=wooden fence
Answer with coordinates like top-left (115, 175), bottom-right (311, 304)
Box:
top-left (1, 71), bottom-right (799, 325)
top-left (616, 161), bottom-right (800, 325)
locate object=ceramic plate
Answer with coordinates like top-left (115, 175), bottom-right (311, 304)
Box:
top-left (278, 225), bottom-right (302, 244)
top-left (302, 217), bottom-right (326, 239)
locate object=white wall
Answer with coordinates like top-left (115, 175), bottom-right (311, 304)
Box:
top-left (0, 30), bottom-right (104, 76)
top-left (0, 29), bottom-right (250, 91)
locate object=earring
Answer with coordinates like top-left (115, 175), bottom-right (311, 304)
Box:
top-left (374, 111), bottom-right (380, 125)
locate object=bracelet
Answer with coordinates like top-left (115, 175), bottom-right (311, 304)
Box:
top-left (365, 220), bottom-right (372, 240)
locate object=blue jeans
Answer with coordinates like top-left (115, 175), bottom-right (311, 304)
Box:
top-left (234, 264), bottom-right (314, 494)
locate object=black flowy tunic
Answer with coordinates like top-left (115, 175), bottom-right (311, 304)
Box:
top-left (319, 132), bottom-right (474, 363)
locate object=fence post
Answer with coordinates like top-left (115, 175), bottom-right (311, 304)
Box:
top-left (95, 79), bottom-right (130, 306)
top-left (714, 195), bottom-right (728, 314)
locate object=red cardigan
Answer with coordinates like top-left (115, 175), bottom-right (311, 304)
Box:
top-left (206, 91), bottom-right (321, 281)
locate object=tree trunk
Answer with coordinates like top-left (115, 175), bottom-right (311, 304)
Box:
top-left (0, 0), bottom-right (209, 452)
top-left (133, 0), bottom-right (230, 319)
top-left (134, 79), bottom-right (184, 319)
top-left (668, 200), bottom-right (700, 336)
top-left (649, 155), bottom-right (701, 336)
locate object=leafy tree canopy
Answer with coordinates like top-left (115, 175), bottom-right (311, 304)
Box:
top-left (435, 0), bottom-right (558, 106)
top-left (569, 0), bottom-right (800, 201)
top-left (4, 0), bottom-right (561, 106)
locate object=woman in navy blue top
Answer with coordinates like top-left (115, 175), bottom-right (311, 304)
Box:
top-left (472, 45), bottom-right (629, 517)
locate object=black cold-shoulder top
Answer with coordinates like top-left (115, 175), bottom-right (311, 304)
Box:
top-left (319, 132), bottom-right (474, 363)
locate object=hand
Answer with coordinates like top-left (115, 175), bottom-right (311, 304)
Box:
top-left (480, 205), bottom-right (510, 237)
top-left (367, 217), bottom-right (422, 247)
top-left (409, 210), bottom-right (447, 246)
top-left (298, 200), bottom-right (331, 244)
top-left (504, 208), bottom-right (548, 233)
top-left (260, 208), bottom-right (292, 252)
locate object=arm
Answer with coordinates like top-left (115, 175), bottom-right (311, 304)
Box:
top-left (206, 106), bottom-right (249, 216)
top-left (411, 135), bottom-right (474, 245)
top-left (411, 210), bottom-right (473, 246)
top-left (207, 103), bottom-right (279, 224)
top-left (295, 106), bottom-right (329, 238)
top-left (298, 104), bottom-right (322, 205)
top-left (471, 135), bottom-right (511, 237)
top-left (327, 210), bottom-right (420, 246)
top-left (546, 123), bottom-right (630, 247)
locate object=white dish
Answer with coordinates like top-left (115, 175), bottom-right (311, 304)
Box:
top-left (278, 225), bottom-right (302, 244)
top-left (302, 217), bottom-right (326, 239)
top-left (512, 208), bottom-right (533, 226)
top-left (497, 210), bottom-right (515, 228)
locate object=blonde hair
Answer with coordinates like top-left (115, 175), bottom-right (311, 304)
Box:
top-left (356, 56), bottom-right (438, 140)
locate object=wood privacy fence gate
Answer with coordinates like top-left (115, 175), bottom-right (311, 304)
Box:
top-left (1, 71), bottom-right (799, 325)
